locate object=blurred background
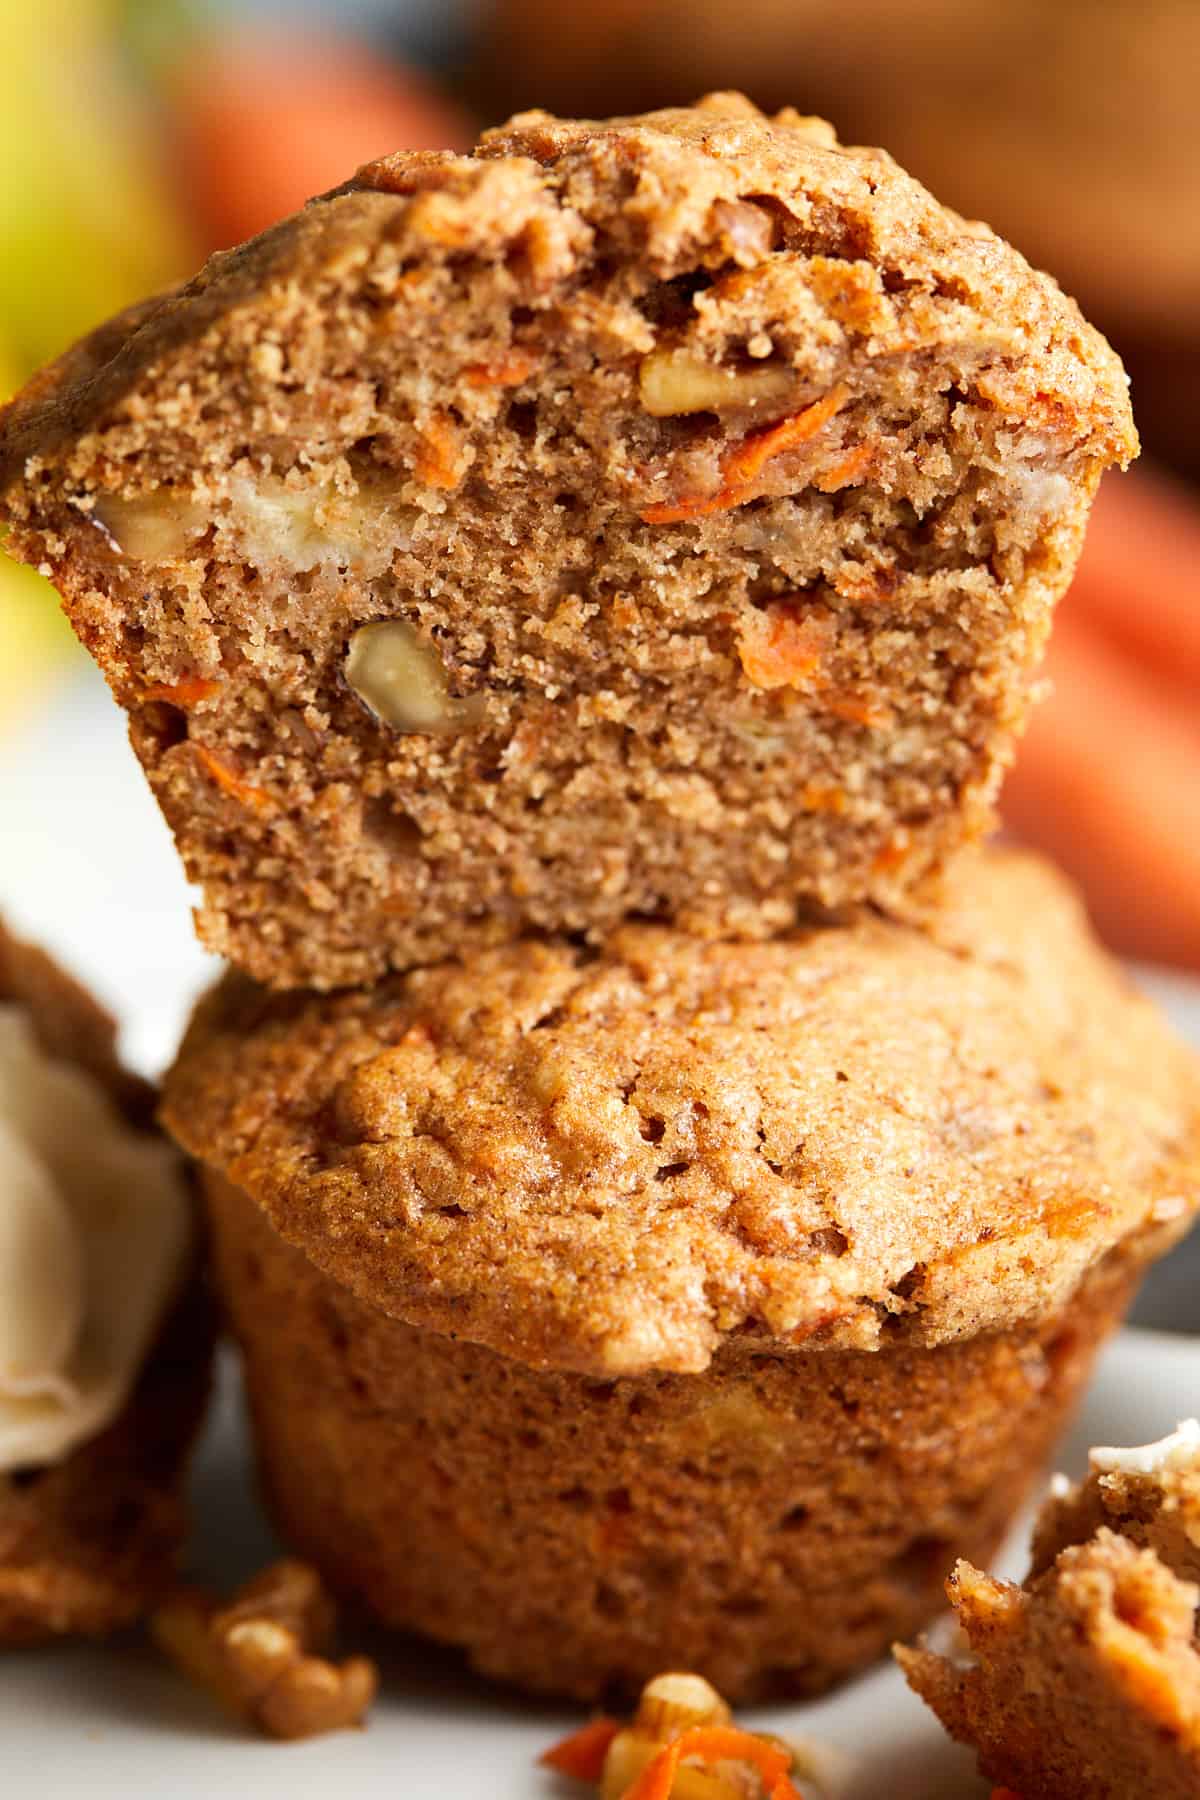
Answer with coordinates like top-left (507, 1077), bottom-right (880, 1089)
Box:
top-left (0, 0), bottom-right (1197, 1316)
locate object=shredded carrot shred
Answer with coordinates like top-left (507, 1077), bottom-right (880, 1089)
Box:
top-left (640, 384), bottom-right (849, 524)
top-left (872, 831), bottom-right (912, 874)
top-left (824, 693), bottom-right (895, 730)
top-left (738, 607), bottom-right (830, 691)
top-left (721, 384), bottom-right (849, 490)
top-left (814, 441), bottom-right (873, 493)
top-left (621, 1725), bottom-right (801, 1800)
top-left (463, 350), bottom-right (539, 388)
top-left (193, 745), bottom-right (273, 815)
top-left (790, 1309), bottom-right (843, 1342)
top-left (143, 674), bottom-right (220, 708)
top-left (414, 412), bottom-right (464, 489)
top-left (539, 1717), bottom-right (621, 1782)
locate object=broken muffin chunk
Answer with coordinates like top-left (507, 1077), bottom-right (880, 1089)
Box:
top-left (899, 1421), bottom-right (1200, 1800)
top-left (0, 95), bottom-right (1135, 988)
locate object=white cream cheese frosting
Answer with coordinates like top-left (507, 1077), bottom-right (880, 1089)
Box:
top-left (1089, 1419), bottom-right (1200, 1477)
top-left (0, 1004), bottom-right (190, 1472)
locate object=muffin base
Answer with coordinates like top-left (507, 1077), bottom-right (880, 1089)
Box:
top-left (207, 1171), bottom-right (1144, 1703)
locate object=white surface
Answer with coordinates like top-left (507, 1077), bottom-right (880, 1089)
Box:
top-left (0, 1328), bottom-right (1194, 1797)
top-left (2, 669), bottom-right (1200, 1795)
top-left (0, 666), bottom-right (217, 1074)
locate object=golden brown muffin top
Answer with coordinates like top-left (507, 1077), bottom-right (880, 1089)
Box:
top-left (163, 851), bottom-right (1200, 1376)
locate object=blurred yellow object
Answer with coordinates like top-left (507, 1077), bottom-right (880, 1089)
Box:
top-left (0, 0), bottom-right (191, 727)
top-left (0, 553), bottom-right (78, 732)
top-left (0, 0), bottom-right (190, 371)
top-left (0, 338), bottom-right (79, 731)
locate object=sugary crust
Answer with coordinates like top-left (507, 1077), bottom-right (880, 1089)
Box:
top-left (162, 851), bottom-right (1200, 1377)
top-left (0, 920), bottom-right (211, 1644)
top-left (209, 1168), bottom-right (1138, 1702)
top-left (899, 1533), bottom-right (1200, 1799)
top-left (0, 96), bottom-right (1136, 989)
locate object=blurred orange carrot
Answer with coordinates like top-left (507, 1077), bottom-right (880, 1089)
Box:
top-left (1001, 598), bottom-right (1200, 970)
top-left (1065, 468), bottom-right (1200, 691)
top-left (166, 28), bottom-right (474, 252)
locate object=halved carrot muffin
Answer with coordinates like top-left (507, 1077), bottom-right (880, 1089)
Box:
top-left (0, 96), bottom-right (1134, 988)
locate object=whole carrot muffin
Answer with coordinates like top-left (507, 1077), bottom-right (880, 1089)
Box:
top-left (0, 95), bottom-right (1134, 990)
top-left (0, 919), bottom-right (209, 1644)
top-left (161, 852), bottom-right (1200, 1700)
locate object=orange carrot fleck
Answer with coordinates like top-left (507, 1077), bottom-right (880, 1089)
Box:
top-left (640, 384), bottom-right (850, 524)
top-left (738, 606), bottom-right (832, 691)
top-left (414, 412), bottom-right (464, 489)
top-left (193, 745), bottom-right (273, 815)
top-left (872, 830), bottom-right (912, 874)
top-left (622, 1725), bottom-right (800, 1800)
top-left (143, 674), bottom-right (220, 708)
top-left (799, 783), bottom-right (847, 816)
top-left (824, 693), bottom-right (895, 730)
top-left (463, 350), bottom-right (539, 388)
top-left (539, 1717), bottom-right (621, 1782)
top-left (721, 384), bottom-right (849, 491)
top-left (814, 441), bottom-right (873, 493)
top-left (790, 1309), bottom-right (843, 1342)
top-left (639, 488), bottom-right (744, 525)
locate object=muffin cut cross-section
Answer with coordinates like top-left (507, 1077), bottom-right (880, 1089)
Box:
top-left (0, 95), bottom-right (1135, 988)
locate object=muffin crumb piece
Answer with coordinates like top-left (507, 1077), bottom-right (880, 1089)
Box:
top-left (152, 1558), bottom-right (377, 1740)
top-left (898, 1423), bottom-right (1200, 1798)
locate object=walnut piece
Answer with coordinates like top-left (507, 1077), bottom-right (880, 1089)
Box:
top-left (95, 474), bottom-right (413, 576)
top-left (344, 619), bottom-right (485, 735)
top-left (639, 348), bottom-right (796, 417)
top-left (94, 492), bottom-right (209, 562)
top-left (152, 1559), bottom-right (377, 1740)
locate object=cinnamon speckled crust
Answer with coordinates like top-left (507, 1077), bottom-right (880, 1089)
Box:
top-left (162, 851), bottom-right (1200, 1379)
top-left (0, 96), bottom-right (1134, 989)
top-left (898, 1535), bottom-right (1200, 1799)
top-left (207, 1169), bottom-right (1139, 1702)
top-left (0, 921), bottom-right (212, 1645)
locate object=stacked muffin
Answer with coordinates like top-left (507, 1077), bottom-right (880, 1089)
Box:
top-left (3, 95), bottom-right (1198, 1700)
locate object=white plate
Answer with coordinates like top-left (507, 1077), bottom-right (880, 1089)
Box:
top-left (2, 669), bottom-right (1200, 1796)
top-left (0, 1327), bottom-right (1195, 1798)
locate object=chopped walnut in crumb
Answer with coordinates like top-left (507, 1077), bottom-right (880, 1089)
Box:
top-left (344, 618), bottom-right (485, 735)
top-left (539, 1670), bottom-right (846, 1798)
top-left (639, 348), bottom-right (796, 418)
top-left (151, 1559), bottom-right (377, 1740)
